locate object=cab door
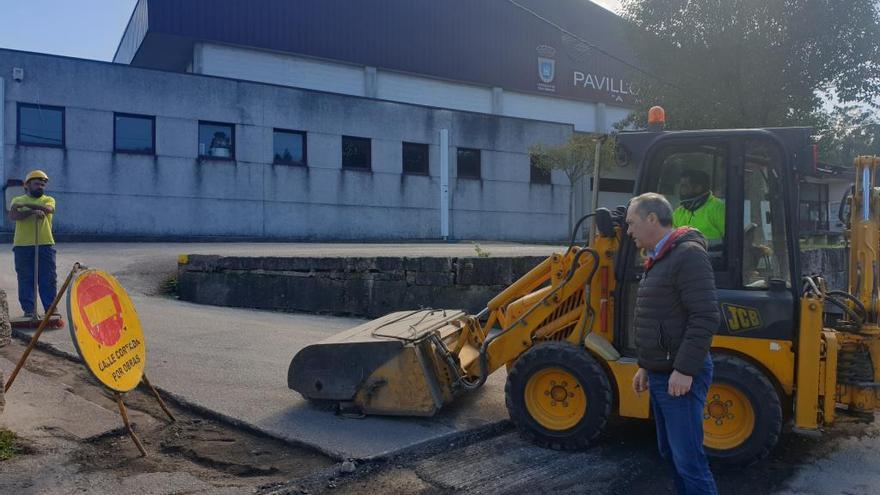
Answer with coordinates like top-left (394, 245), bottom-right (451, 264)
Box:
top-left (614, 131), bottom-right (800, 356)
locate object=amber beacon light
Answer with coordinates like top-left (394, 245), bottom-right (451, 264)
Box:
top-left (647, 106), bottom-right (666, 131)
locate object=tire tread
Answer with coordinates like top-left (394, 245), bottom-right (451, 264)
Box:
top-left (505, 342), bottom-right (612, 450)
top-left (708, 354), bottom-right (782, 467)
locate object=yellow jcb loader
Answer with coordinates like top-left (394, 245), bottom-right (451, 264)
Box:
top-left (289, 110), bottom-right (880, 466)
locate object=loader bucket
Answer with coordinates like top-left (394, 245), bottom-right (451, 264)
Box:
top-left (289, 309), bottom-right (469, 416)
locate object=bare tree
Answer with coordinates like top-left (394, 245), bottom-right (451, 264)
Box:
top-left (530, 134), bottom-right (616, 235)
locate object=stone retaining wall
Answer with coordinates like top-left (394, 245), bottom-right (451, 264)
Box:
top-left (801, 247), bottom-right (847, 290)
top-left (0, 290), bottom-right (10, 415)
top-left (178, 248), bottom-right (848, 319)
top-left (178, 255), bottom-right (547, 318)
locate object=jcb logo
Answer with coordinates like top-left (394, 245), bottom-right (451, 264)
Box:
top-left (722, 304), bottom-right (762, 332)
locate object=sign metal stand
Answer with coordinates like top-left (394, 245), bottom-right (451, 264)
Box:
top-left (5, 262), bottom-right (81, 391)
top-left (5, 263), bottom-right (175, 456)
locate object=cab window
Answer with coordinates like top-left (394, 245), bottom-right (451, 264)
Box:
top-left (742, 140), bottom-right (790, 288)
top-left (644, 143), bottom-right (728, 271)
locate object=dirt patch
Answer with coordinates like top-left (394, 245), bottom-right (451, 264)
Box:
top-left (0, 340), bottom-right (334, 492)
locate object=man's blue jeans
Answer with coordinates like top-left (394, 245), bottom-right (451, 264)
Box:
top-left (13, 245), bottom-right (57, 314)
top-left (648, 356), bottom-right (717, 495)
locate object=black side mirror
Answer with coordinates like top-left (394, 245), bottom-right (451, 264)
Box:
top-left (594, 206), bottom-right (628, 237)
top-left (595, 208), bottom-right (614, 237)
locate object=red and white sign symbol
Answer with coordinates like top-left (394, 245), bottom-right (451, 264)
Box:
top-left (77, 273), bottom-right (125, 347)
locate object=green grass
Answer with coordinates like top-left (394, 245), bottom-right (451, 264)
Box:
top-left (472, 242), bottom-right (491, 258)
top-left (0, 429), bottom-right (20, 461)
top-left (159, 275), bottom-right (179, 296)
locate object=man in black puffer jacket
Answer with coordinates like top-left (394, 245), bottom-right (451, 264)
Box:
top-left (626, 192), bottom-right (719, 495)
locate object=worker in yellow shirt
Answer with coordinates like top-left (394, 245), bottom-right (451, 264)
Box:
top-left (8, 170), bottom-right (57, 318)
top-left (673, 170), bottom-right (725, 242)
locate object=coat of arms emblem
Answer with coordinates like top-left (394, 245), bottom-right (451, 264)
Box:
top-left (537, 45), bottom-right (556, 84)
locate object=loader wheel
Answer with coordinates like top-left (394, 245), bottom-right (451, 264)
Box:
top-left (703, 355), bottom-right (782, 467)
top-left (505, 342), bottom-right (612, 450)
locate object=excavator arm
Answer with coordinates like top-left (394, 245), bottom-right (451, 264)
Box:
top-left (797, 155), bottom-right (880, 429)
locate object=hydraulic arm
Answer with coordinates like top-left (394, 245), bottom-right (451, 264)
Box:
top-left (799, 155), bottom-right (880, 428)
top-left (835, 156), bottom-right (880, 418)
top-left (289, 210), bottom-right (622, 416)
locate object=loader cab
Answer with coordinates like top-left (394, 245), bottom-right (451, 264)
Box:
top-left (614, 127), bottom-right (812, 355)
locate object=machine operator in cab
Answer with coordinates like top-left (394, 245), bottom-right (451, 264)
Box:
top-left (673, 169), bottom-right (725, 242)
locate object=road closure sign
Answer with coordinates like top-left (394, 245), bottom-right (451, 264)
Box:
top-left (67, 269), bottom-right (146, 392)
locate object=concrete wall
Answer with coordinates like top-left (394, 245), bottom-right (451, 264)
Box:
top-left (195, 43), bottom-right (367, 97)
top-left (0, 290), bottom-right (9, 348)
top-left (178, 254), bottom-right (547, 318)
top-left (178, 248), bottom-right (849, 319)
top-left (194, 43), bottom-right (634, 133)
top-left (0, 290), bottom-right (9, 415)
top-left (1, 49), bottom-right (579, 241)
top-left (801, 247), bottom-right (847, 291)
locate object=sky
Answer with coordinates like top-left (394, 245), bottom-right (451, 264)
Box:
top-left (0, 0), bottom-right (623, 62)
top-left (592, 0), bottom-right (623, 13)
top-left (0, 0), bottom-right (139, 61)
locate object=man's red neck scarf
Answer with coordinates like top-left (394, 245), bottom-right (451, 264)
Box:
top-left (644, 227), bottom-right (694, 270)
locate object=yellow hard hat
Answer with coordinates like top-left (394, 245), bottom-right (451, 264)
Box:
top-left (25, 170), bottom-right (49, 183)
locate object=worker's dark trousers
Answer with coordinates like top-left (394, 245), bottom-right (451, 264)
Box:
top-left (13, 245), bottom-right (57, 314)
top-left (648, 355), bottom-right (717, 495)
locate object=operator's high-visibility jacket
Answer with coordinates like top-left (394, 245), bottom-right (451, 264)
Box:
top-left (672, 193), bottom-right (725, 241)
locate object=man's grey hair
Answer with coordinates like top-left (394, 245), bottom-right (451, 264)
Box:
top-left (629, 193), bottom-right (673, 227)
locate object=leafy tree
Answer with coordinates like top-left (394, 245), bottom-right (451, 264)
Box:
top-left (815, 105), bottom-right (880, 166)
top-left (530, 134), bottom-right (616, 234)
top-left (619, 0), bottom-right (880, 131)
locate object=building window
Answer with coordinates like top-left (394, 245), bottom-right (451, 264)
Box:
top-left (342, 136), bottom-right (371, 170)
top-left (199, 121), bottom-right (235, 159)
top-left (590, 177), bottom-right (635, 193)
top-left (530, 154), bottom-right (551, 184)
top-left (457, 148), bottom-right (481, 179)
top-left (402, 142), bottom-right (429, 175)
top-left (17, 103), bottom-right (64, 147)
top-left (799, 182), bottom-right (830, 233)
top-left (274, 129), bottom-right (307, 166)
top-left (114, 113), bottom-right (155, 154)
